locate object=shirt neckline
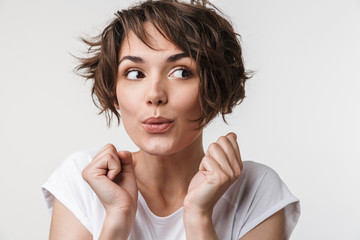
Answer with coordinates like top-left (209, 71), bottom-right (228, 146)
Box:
top-left (137, 191), bottom-right (184, 223)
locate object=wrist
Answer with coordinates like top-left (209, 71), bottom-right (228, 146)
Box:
top-left (183, 210), bottom-right (217, 240)
top-left (99, 209), bottom-right (135, 240)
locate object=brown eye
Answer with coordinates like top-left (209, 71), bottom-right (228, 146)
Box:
top-left (125, 69), bottom-right (145, 80)
top-left (170, 68), bottom-right (193, 79)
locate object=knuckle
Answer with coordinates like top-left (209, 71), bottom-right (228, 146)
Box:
top-left (104, 143), bottom-right (116, 152)
top-left (208, 142), bottom-right (216, 148)
top-left (201, 156), bottom-right (209, 164)
top-left (212, 171), bottom-right (222, 181)
top-left (215, 171), bottom-right (230, 185)
top-left (222, 174), bottom-right (232, 185)
top-left (228, 169), bottom-right (235, 179)
top-left (105, 152), bottom-right (113, 159)
top-left (217, 136), bottom-right (229, 144)
top-left (112, 165), bottom-right (121, 172)
top-left (234, 166), bottom-right (241, 178)
top-left (82, 167), bottom-right (90, 181)
top-left (208, 142), bottom-right (219, 151)
top-left (228, 132), bottom-right (237, 140)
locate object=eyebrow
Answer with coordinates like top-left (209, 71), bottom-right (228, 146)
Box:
top-left (118, 52), bottom-right (189, 65)
top-left (118, 56), bottom-right (143, 65)
top-left (167, 52), bottom-right (189, 62)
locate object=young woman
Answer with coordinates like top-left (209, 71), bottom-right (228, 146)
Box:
top-left (42, 1), bottom-right (300, 239)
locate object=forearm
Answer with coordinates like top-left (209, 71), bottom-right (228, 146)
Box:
top-left (183, 211), bottom-right (218, 240)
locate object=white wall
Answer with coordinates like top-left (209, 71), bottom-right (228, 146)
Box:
top-left (0, 0), bottom-right (359, 239)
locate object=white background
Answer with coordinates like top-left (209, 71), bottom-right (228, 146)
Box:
top-left (0, 0), bottom-right (359, 239)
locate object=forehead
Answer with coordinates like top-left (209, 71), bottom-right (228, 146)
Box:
top-left (119, 22), bottom-right (181, 57)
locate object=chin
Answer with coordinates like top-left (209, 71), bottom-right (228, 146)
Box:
top-left (139, 139), bottom-right (181, 157)
top-left (135, 132), bottom-right (202, 157)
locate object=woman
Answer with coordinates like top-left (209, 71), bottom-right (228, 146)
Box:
top-left (42, 0), bottom-right (300, 239)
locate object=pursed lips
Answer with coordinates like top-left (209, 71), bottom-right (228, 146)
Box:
top-left (142, 117), bottom-right (175, 133)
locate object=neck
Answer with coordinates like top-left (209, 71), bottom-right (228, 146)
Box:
top-left (132, 133), bottom-right (204, 215)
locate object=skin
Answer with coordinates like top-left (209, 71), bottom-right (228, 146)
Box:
top-left (49, 23), bottom-right (285, 240)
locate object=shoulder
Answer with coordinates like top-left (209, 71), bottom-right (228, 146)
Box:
top-left (44, 146), bottom-right (102, 193)
top-left (224, 161), bottom-right (283, 200)
top-left (240, 161), bottom-right (283, 190)
top-left (217, 161), bottom-right (300, 239)
top-left (224, 160), bottom-right (299, 208)
top-left (243, 160), bottom-right (279, 177)
top-left (242, 160), bottom-right (277, 178)
top-left (42, 146), bottom-right (105, 235)
top-left (60, 146), bottom-right (101, 171)
top-left (42, 146), bottom-right (102, 201)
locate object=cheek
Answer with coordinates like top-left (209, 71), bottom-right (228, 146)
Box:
top-left (116, 87), bottom-right (141, 122)
top-left (174, 85), bottom-right (201, 117)
top-left (117, 82), bottom-right (140, 108)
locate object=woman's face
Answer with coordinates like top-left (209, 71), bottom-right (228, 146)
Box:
top-left (116, 23), bottom-right (203, 156)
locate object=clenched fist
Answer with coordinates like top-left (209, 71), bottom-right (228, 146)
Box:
top-left (184, 132), bottom-right (243, 216)
top-left (82, 144), bottom-right (138, 239)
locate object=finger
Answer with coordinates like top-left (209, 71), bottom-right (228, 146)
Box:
top-left (96, 144), bottom-right (120, 163)
top-left (200, 155), bottom-right (230, 185)
top-left (206, 142), bottom-right (234, 178)
top-left (116, 151), bottom-right (137, 198)
top-left (83, 149), bottom-right (120, 182)
top-left (199, 154), bottom-right (221, 172)
top-left (117, 151), bottom-right (134, 172)
top-left (105, 153), bottom-right (122, 180)
top-left (93, 144), bottom-right (119, 164)
top-left (216, 135), bottom-right (238, 164)
top-left (92, 145), bottom-right (121, 180)
top-left (217, 134), bottom-right (242, 174)
top-left (225, 133), bottom-right (241, 160)
top-left (91, 152), bottom-right (121, 180)
top-left (225, 132), bottom-right (242, 170)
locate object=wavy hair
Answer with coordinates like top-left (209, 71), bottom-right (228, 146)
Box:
top-left (76, 0), bottom-right (252, 127)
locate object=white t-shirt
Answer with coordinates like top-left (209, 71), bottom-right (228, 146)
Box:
top-left (42, 147), bottom-right (300, 239)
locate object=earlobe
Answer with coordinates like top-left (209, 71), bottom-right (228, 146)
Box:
top-left (113, 96), bottom-right (120, 110)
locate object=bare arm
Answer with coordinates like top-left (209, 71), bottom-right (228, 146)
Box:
top-left (49, 145), bottom-right (138, 240)
top-left (240, 209), bottom-right (286, 240)
top-left (183, 133), bottom-right (242, 239)
top-left (49, 198), bottom-right (92, 240)
top-left (184, 133), bottom-right (288, 239)
top-left (183, 207), bottom-right (286, 240)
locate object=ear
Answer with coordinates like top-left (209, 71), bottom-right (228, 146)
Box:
top-left (112, 92), bottom-right (120, 110)
top-left (114, 101), bottom-right (120, 110)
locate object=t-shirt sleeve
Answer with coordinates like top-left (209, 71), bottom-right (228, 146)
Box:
top-left (237, 162), bottom-right (300, 239)
top-left (41, 149), bottom-right (99, 234)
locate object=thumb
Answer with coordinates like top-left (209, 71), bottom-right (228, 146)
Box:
top-left (116, 151), bottom-right (138, 199)
top-left (117, 151), bottom-right (134, 172)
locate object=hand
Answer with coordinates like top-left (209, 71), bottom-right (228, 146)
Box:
top-left (184, 132), bottom-right (243, 217)
top-left (82, 144), bottom-right (138, 238)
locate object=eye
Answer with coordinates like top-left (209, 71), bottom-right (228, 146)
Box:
top-left (124, 69), bottom-right (145, 80)
top-left (169, 68), bottom-right (193, 79)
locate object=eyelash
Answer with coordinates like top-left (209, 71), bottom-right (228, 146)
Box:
top-left (170, 67), bottom-right (193, 79)
top-left (122, 67), bottom-right (193, 80)
top-left (123, 69), bottom-right (145, 80)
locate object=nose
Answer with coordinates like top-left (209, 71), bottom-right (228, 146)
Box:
top-left (145, 77), bottom-right (168, 106)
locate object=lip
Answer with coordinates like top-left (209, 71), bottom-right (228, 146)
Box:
top-left (142, 117), bottom-right (175, 133)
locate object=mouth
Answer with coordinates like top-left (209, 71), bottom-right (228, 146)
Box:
top-left (142, 117), bottom-right (175, 133)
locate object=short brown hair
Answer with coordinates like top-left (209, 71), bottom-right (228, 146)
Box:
top-left (76, 0), bottom-right (252, 127)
